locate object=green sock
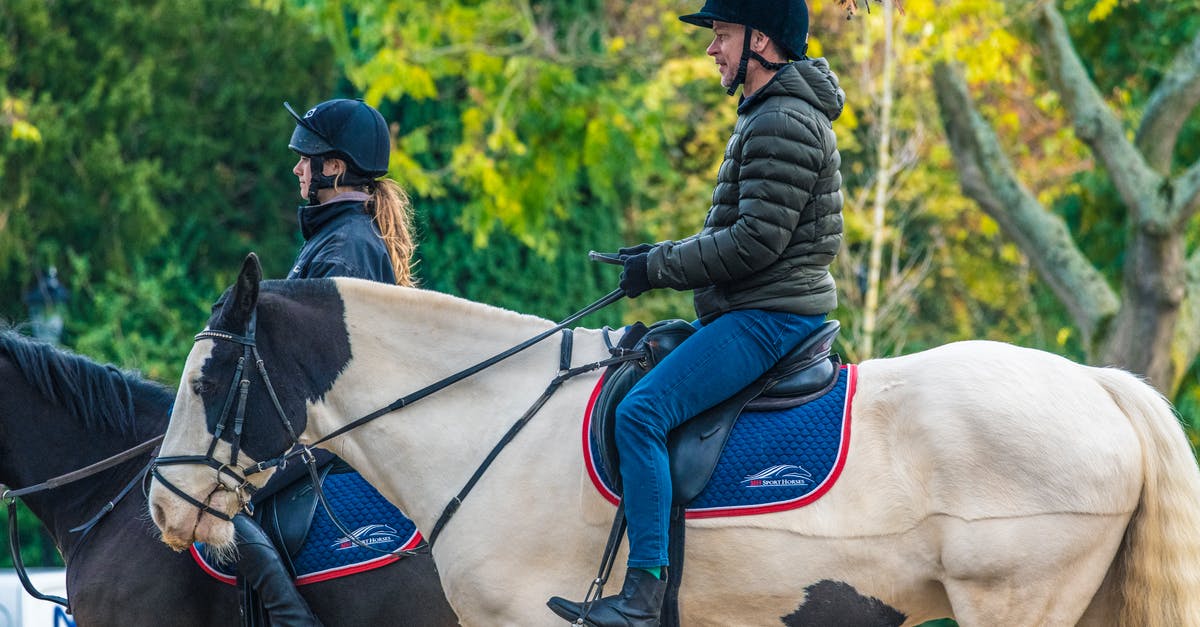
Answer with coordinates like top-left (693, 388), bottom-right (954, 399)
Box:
top-left (639, 566), bottom-right (663, 580)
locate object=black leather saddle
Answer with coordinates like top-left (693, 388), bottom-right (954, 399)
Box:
top-left (591, 318), bottom-right (841, 505)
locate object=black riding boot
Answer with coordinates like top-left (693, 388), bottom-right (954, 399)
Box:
top-left (547, 568), bottom-right (667, 627)
top-left (234, 514), bottom-right (324, 627)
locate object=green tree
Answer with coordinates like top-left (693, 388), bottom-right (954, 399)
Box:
top-left (0, 0), bottom-right (337, 382)
top-left (801, 0), bottom-right (1069, 363)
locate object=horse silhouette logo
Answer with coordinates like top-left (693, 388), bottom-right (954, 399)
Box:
top-left (331, 524), bottom-right (402, 550)
top-left (742, 464), bottom-right (814, 488)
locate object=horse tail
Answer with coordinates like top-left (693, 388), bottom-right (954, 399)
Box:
top-left (1091, 367), bottom-right (1200, 627)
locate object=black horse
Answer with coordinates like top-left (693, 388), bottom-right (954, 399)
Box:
top-left (0, 329), bottom-right (456, 626)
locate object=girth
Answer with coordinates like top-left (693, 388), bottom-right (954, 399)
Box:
top-left (591, 319), bottom-right (841, 505)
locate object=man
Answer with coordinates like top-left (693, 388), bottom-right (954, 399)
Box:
top-left (548, 1), bottom-right (845, 625)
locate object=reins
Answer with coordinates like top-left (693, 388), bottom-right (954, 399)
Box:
top-left (2, 434), bottom-right (165, 610)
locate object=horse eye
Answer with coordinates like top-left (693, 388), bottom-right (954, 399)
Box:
top-left (191, 378), bottom-right (213, 396)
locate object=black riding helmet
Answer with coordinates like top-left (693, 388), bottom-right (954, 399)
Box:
top-left (680, 0), bottom-right (809, 95)
top-left (285, 99), bottom-right (390, 204)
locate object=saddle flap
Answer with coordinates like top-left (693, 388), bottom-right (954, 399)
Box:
top-left (591, 320), bottom-right (695, 494)
top-left (666, 379), bottom-right (766, 504)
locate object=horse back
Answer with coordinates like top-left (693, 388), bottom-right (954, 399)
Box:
top-left (826, 341), bottom-right (1142, 530)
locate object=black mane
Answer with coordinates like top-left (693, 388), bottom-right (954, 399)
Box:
top-left (0, 330), bottom-right (173, 435)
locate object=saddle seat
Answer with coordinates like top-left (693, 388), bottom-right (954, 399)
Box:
top-left (591, 319), bottom-right (841, 505)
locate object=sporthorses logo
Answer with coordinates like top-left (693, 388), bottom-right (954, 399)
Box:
top-left (742, 464), bottom-right (813, 488)
top-left (332, 524), bottom-right (402, 551)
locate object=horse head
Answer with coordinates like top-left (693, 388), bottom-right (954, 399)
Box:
top-left (149, 253), bottom-right (352, 550)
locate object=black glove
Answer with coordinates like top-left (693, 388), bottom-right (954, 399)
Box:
top-left (618, 243), bottom-right (656, 256)
top-left (619, 253), bottom-right (651, 298)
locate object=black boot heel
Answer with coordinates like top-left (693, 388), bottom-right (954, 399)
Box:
top-left (547, 568), bottom-right (667, 627)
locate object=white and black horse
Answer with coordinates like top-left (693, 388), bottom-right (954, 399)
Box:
top-left (151, 255), bottom-right (1200, 626)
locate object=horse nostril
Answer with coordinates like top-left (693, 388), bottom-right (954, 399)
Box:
top-left (151, 502), bottom-right (165, 527)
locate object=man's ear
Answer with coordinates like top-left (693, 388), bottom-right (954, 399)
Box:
top-left (752, 30), bottom-right (771, 54)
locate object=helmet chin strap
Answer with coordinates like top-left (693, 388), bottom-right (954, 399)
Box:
top-left (305, 155), bottom-right (374, 205)
top-left (726, 26), bottom-right (792, 97)
top-left (306, 155), bottom-right (336, 205)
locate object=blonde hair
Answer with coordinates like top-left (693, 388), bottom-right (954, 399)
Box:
top-left (368, 177), bottom-right (417, 286)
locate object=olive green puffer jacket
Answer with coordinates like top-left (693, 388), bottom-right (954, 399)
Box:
top-left (646, 58), bottom-right (845, 324)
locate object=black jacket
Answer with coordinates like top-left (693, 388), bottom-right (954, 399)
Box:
top-left (256, 191), bottom-right (393, 501)
top-left (647, 59), bottom-right (845, 323)
top-left (287, 191), bottom-right (396, 283)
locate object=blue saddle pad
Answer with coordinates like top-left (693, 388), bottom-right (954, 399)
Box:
top-left (191, 471), bottom-right (421, 585)
top-left (583, 364), bottom-right (856, 518)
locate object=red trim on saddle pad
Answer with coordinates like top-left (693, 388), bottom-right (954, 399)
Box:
top-left (190, 544), bottom-right (237, 586)
top-left (582, 364), bottom-right (857, 519)
top-left (189, 531), bottom-right (423, 586)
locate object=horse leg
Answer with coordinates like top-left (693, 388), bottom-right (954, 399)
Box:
top-left (939, 512), bottom-right (1129, 626)
top-left (1074, 555), bottom-right (1122, 627)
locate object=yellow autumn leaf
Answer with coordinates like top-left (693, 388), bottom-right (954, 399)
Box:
top-left (1088, 0), bottom-right (1119, 22)
top-left (11, 119), bottom-right (42, 143)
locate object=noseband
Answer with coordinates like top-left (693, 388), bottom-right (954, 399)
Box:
top-left (152, 311), bottom-right (310, 522)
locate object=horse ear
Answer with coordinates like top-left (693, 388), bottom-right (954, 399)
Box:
top-left (228, 253), bottom-right (262, 329)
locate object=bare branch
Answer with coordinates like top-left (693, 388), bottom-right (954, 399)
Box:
top-left (932, 61), bottom-right (1119, 343)
top-left (1032, 3), bottom-right (1164, 225)
top-left (1172, 158), bottom-right (1200, 224)
top-left (1136, 31), bottom-right (1200, 173)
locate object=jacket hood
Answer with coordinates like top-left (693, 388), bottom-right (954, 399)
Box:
top-left (740, 58), bottom-right (845, 121)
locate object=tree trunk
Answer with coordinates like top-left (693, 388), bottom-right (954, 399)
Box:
top-left (862, 0), bottom-right (896, 359)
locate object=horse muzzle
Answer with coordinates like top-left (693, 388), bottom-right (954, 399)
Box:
top-left (148, 470), bottom-right (242, 550)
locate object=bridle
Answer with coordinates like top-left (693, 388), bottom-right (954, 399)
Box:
top-left (152, 310), bottom-right (310, 522)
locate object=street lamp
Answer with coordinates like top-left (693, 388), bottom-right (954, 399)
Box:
top-left (23, 266), bottom-right (69, 344)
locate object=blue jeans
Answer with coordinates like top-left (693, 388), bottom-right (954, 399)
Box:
top-left (615, 309), bottom-right (826, 568)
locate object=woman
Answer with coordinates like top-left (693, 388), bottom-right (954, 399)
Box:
top-left (284, 98), bottom-right (415, 284)
top-left (235, 98), bottom-right (420, 627)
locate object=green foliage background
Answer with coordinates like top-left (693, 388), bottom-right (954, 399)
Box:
top-left (0, 0), bottom-right (336, 380)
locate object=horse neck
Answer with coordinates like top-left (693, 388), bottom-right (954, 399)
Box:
top-left (0, 357), bottom-right (171, 553)
top-left (317, 284), bottom-right (614, 532)
top-left (326, 283), bottom-right (564, 413)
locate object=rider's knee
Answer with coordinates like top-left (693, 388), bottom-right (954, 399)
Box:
top-left (615, 395), bottom-right (669, 441)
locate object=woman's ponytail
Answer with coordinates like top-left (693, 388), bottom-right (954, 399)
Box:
top-left (369, 178), bottom-right (417, 287)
